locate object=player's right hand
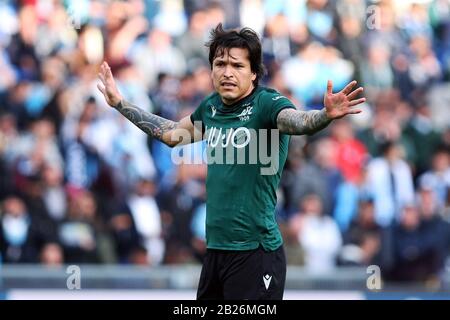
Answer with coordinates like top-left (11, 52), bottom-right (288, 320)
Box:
top-left (97, 61), bottom-right (123, 107)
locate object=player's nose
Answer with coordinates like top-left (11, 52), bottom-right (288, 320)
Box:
top-left (223, 64), bottom-right (233, 78)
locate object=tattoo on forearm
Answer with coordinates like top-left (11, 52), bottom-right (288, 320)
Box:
top-left (277, 108), bottom-right (332, 135)
top-left (115, 100), bottom-right (177, 141)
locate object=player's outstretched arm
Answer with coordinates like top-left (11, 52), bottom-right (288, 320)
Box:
top-left (97, 61), bottom-right (199, 147)
top-left (276, 80), bottom-right (365, 135)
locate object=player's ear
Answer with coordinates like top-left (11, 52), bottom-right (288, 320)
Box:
top-left (251, 72), bottom-right (256, 82)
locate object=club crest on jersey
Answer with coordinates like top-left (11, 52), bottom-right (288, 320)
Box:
top-left (237, 105), bottom-right (253, 121)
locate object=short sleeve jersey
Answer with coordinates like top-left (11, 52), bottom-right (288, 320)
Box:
top-left (190, 86), bottom-right (296, 251)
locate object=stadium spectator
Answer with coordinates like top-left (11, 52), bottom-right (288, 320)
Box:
top-left (387, 203), bottom-right (443, 283)
top-left (365, 141), bottom-right (415, 227)
top-left (289, 193), bottom-right (342, 274)
top-left (418, 146), bottom-right (450, 208)
top-left (339, 197), bottom-right (383, 266)
top-left (58, 190), bottom-right (102, 263)
top-left (0, 195), bottom-right (57, 264)
top-left (123, 177), bottom-right (165, 266)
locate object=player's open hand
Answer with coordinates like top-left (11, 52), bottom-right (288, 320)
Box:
top-left (97, 61), bottom-right (123, 107)
top-left (323, 80), bottom-right (365, 120)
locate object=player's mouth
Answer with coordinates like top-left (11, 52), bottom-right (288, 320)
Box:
top-left (221, 81), bottom-right (237, 89)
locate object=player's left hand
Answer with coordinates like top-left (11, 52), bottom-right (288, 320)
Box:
top-left (323, 80), bottom-right (365, 120)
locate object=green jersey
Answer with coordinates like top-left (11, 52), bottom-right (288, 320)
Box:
top-left (190, 86), bottom-right (295, 251)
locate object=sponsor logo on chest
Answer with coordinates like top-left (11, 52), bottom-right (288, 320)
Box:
top-left (205, 126), bottom-right (251, 148)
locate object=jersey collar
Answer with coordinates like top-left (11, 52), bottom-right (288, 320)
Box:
top-left (217, 86), bottom-right (260, 114)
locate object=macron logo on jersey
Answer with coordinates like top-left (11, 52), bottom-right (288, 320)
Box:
top-left (211, 105), bottom-right (217, 117)
top-left (263, 274), bottom-right (272, 290)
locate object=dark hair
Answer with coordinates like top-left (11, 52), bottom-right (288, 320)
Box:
top-left (205, 23), bottom-right (266, 86)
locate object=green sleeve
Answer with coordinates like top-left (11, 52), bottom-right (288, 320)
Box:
top-left (259, 89), bottom-right (296, 128)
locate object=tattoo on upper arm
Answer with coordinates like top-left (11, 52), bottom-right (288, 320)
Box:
top-left (276, 108), bottom-right (332, 135)
top-left (115, 100), bottom-right (177, 141)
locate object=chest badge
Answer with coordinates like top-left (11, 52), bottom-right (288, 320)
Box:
top-left (237, 105), bottom-right (253, 121)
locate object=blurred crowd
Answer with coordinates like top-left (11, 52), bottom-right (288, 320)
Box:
top-left (0, 0), bottom-right (449, 287)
